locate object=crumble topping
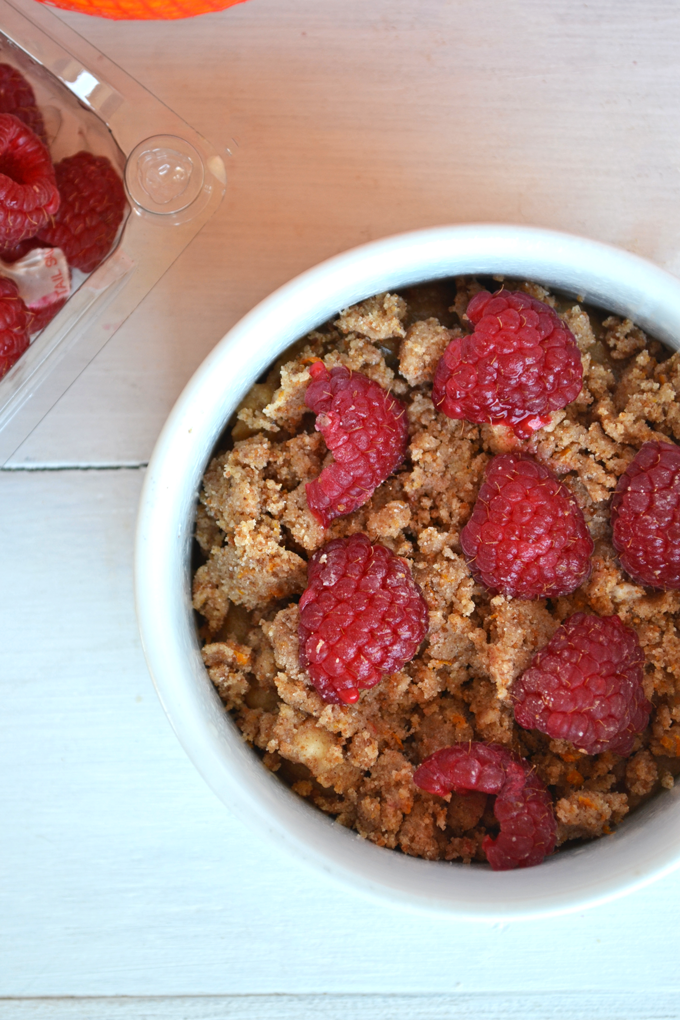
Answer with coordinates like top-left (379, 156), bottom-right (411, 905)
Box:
top-left (192, 279), bottom-right (680, 863)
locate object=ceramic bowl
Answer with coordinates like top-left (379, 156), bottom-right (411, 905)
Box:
top-left (135, 224), bottom-right (680, 920)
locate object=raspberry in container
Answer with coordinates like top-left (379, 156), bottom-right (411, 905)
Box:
top-left (0, 0), bottom-right (226, 464)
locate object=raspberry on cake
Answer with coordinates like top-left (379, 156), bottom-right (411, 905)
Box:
top-left (298, 532), bottom-right (429, 705)
top-left (512, 613), bottom-right (651, 756)
top-left (305, 362), bottom-right (409, 527)
top-left (0, 114), bottom-right (59, 247)
top-left (611, 440), bottom-right (680, 590)
top-left (460, 453), bottom-right (594, 600)
top-left (413, 742), bottom-right (557, 870)
top-left (0, 276), bottom-right (29, 378)
top-left (432, 289), bottom-right (583, 438)
top-left (34, 151), bottom-right (126, 273)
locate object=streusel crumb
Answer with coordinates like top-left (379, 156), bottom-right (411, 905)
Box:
top-left (192, 278), bottom-right (680, 862)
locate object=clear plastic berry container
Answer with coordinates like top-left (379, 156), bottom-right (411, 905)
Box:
top-left (0, 0), bottom-right (226, 464)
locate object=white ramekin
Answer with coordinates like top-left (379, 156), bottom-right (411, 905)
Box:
top-left (135, 224), bottom-right (680, 921)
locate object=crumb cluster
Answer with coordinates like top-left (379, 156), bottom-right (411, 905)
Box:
top-left (192, 279), bottom-right (680, 863)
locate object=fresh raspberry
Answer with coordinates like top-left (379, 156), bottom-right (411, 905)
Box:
top-left (0, 114), bottom-right (59, 247)
top-left (298, 532), bottom-right (429, 704)
top-left (611, 441), bottom-right (680, 590)
top-left (0, 65), bottom-right (47, 146)
top-left (413, 742), bottom-right (557, 870)
top-left (460, 453), bottom-right (593, 599)
top-left (432, 290), bottom-right (583, 438)
top-left (304, 362), bottom-right (409, 527)
top-left (0, 276), bottom-right (30, 378)
top-left (0, 237), bottom-right (37, 263)
top-left (26, 298), bottom-right (67, 335)
top-left (513, 613), bottom-right (650, 756)
top-left (35, 152), bottom-right (126, 273)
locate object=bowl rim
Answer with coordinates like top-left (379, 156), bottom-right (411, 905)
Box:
top-left (135, 223), bottom-right (680, 921)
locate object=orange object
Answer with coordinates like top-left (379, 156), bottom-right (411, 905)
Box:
top-left (39, 0), bottom-right (250, 20)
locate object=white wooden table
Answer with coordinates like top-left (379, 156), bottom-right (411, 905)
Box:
top-left (3, 1), bottom-right (680, 1016)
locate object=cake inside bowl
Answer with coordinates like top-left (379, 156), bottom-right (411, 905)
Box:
top-left (191, 275), bottom-right (680, 870)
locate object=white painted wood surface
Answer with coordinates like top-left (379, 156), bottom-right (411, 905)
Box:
top-left (4, 468), bottom-right (680, 1009)
top-left (3, 0), bottom-right (680, 1015)
top-left (3, 994), bottom-right (680, 1020)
